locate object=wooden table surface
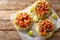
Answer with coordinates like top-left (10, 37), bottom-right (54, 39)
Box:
top-left (0, 0), bottom-right (60, 40)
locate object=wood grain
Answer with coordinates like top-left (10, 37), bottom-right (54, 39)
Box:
top-left (0, 20), bottom-right (16, 31)
top-left (0, 10), bottom-right (19, 20)
top-left (46, 32), bottom-right (60, 40)
top-left (0, 0), bottom-right (36, 10)
top-left (0, 31), bottom-right (21, 40)
top-left (48, 0), bottom-right (60, 17)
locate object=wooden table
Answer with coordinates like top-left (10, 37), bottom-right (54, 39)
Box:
top-left (0, 0), bottom-right (60, 40)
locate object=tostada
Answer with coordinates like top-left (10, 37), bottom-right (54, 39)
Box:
top-left (36, 19), bottom-right (55, 38)
top-left (30, 0), bottom-right (51, 19)
top-left (13, 12), bottom-right (33, 30)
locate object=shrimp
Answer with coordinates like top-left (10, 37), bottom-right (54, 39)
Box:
top-left (40, 28), bottom-right (46, 36)
top-left (44, 23), bottom-right (53, 31)
top-left (18, 14), bottom-right (23, 20)
top-left (44, 20), bottom-right (49, 24)
top-left (40, 21), bottom-right (45, 26)
top-left (23, 13), bottom-right (28, 18)
top-left (42, 30), bottom-right (46, 36)
top-left (24, 17), bottom-right (31, 23)
top-left (48, 23), bottom-right (53, 31)
top-left (18, 21), bottom-right (24, 26)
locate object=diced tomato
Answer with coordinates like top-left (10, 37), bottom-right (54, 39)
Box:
top-left (40, 28), bottom-right (43, 32)
top-left (40, 29), bottom-right (46, 36)
top-left (41, 5), bottom-right (45, 10)
top-left (42, 30), bottom-right (46, 36)
top-left (36, 9), bottom-right (40, 13)
top-left (41, 11), bottom-right (45, 15)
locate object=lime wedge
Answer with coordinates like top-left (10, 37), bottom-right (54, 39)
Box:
top-left (33, 15), bottom-right (38, 21)
top-left (52, 14), bottom-right (57, 19)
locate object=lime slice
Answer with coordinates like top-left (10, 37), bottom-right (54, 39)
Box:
top-left (52, 13), bottom-right (57, 19)
top-left (33, 15), bottom-right (38, 21)
top-left (29, 7), bottom-right (34, 12)
top-left (28, 30), bottom-right (33, 36)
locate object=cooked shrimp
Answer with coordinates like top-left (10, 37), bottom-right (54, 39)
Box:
top-left (19, 21), bottom-right (24, 26)
top-left (23, 13), bottom-right (28, 18)
top-left (40, 28), bottom-right (46, 36)
top-left (24, 17), bottom-right (31, 23)
top-left (18, 14), bottom-right (23, 20)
